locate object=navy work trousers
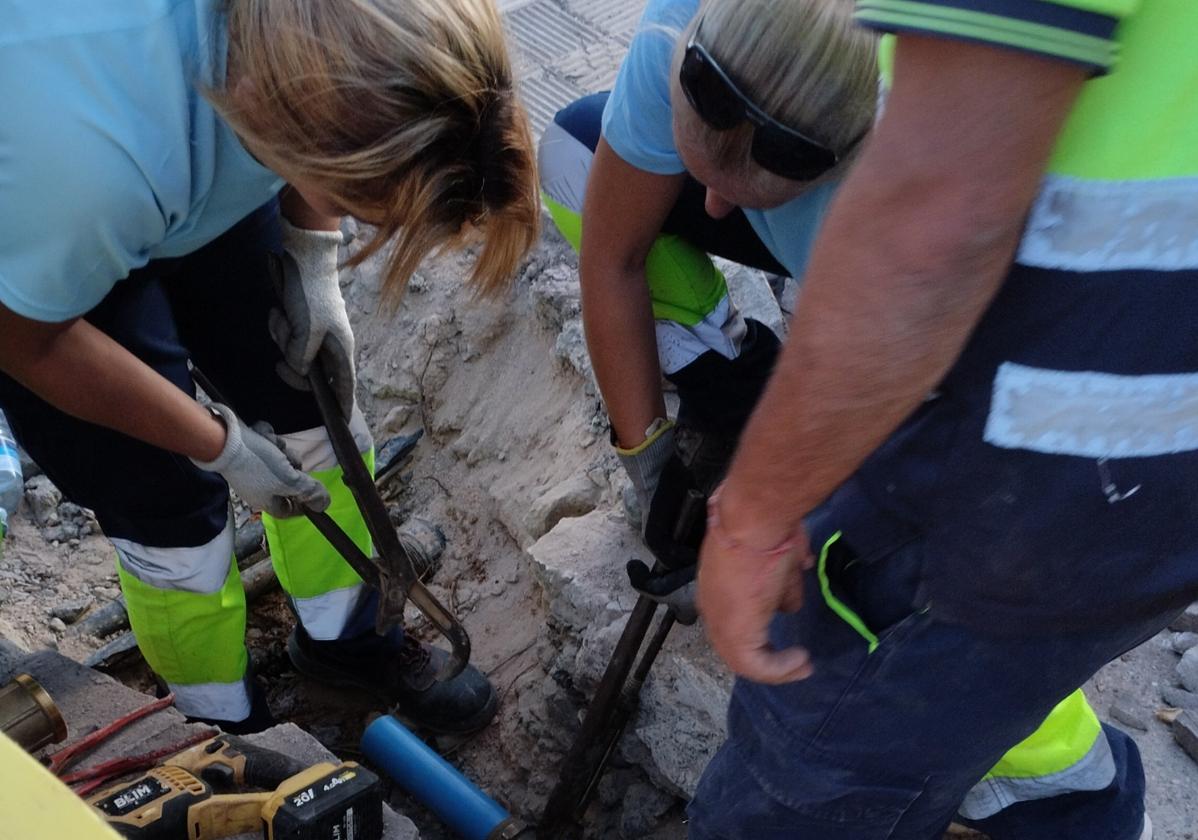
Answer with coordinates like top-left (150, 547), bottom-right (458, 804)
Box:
top-left (0, 201), bottom-right (319, 548)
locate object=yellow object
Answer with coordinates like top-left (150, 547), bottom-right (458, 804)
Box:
top-left (0, 730), bottom-right (121, 839)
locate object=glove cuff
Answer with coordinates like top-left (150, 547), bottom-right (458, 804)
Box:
top-left (279, 216), bottom-right (344, 249)
top-left (614, 417), bottom-right (674, 457)
top-left (189, 403), bottom-right (242, 472)
top-left (279, 217), bottom-right (343, 291)
top-left (616, 419), bottom-right (675, 503)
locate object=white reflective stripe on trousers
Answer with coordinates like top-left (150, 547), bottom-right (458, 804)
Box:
top-left (538, 118), bottom-right (592, 214)
top-left (292, 582), bottom-right (368, 640)
top-left (111, 511), bottom-right (235, 594)
top-left (170, 678), bottom-right (252, 722)
top-left (656, 296), bottom-right (746, 374)
top-left (985, 363), bottom-right (1198, 458)
top-left (277, 405), bottom-right (373, 473)
top-left (1019, 174), bottom-right (1198, 272)
top-left (958, 725), bottom-right (1116, 820)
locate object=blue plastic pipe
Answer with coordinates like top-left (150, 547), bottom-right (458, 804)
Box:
top-left (361, 715), bottom-right (515, 840)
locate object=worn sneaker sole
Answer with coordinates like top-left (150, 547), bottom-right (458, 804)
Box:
top-left (286, 632), bottom-right (498, 735)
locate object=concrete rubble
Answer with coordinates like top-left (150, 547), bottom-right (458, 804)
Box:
top-left (1174, 711), bottom-right (1198, 765)
top-left (1177, 647), bottom-right (1198, 693)
top-left (1170, 603), bottom-right (1198, 635)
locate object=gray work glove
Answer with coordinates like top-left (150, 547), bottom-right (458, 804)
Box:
top-left (268, 218), bottom-right (356, 418)
top-left (191, 403), bottom-right (330, 518)
top-left (615, 418), bottom-right (675, 531)
top-left (627, 561), bottom-right (698, 625)
top-left (616, 419), bottom-right (701, 625)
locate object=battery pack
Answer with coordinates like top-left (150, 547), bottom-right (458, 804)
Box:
top-left (266, 763), bottom-right (384, 840)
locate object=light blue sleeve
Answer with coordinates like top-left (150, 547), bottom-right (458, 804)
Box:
top-left (600, 0), bottom-right (700, 175)
top-left (0, 40), bottom-right (167, 322)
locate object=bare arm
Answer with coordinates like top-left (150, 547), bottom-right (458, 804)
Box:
top-left (0, 305), bottom-right (227, 460)
top-left (580, 139), bottom-right (686, 448)
top-left (720, 36), bottom-right (1087, 544)
top-left (699, 36), bottom-right (1087, 682)
top-left (0, 189), bottom-right (345, 463)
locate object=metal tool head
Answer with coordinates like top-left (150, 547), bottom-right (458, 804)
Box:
top-left (307, 358), bottom-right (472, 682)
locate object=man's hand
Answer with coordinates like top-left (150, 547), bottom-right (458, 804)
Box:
top-left (190, 403), bottom-right (330, 518)
top-left (268, 218), bottom-right (356, 417)
top-left (697, 488), bottom-right (813, 683)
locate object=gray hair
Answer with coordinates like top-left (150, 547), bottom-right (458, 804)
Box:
top-left (671, 0), bottom-right (878, 186)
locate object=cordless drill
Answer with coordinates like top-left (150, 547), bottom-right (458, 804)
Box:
top-left (88, 735), bottom-right (384, 840)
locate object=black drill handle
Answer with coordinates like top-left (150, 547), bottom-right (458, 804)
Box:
top-left (169, 735), bottom-right (308, 791)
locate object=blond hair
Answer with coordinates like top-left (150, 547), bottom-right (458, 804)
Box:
top-left (211, 0), bottom-right (539, 303)
top-left (672, 0), bottom-right (878, 188)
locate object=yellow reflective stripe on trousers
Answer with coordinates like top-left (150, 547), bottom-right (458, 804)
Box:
top-left (118, 554), bottom-right (248, 686)
top-left (264, 450), bottom-right (375, 601)
top-left (961, 689), bottom-right (1114, 819)
top-left (816, 532), bottom-right (879, 653)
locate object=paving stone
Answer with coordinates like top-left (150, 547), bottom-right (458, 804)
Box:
top-left (1170, 603), bottom-right (1198, 634)
top-left (1178, 647), bottom-right (1198, 693)
top-left (1162, 686), bottom-right (1198, 711)
top-left (1174, 632), bottom-right (1198, 654)
top-left (1110, 697), bottom-right (1150, 731)
top-left (1173, 711), bottom-right (1198, 765)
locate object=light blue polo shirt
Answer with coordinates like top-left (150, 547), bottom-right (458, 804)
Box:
top-left (0, 0), bottom-right (284, 322)
top-left (600, 0), bottom-right (839, 279)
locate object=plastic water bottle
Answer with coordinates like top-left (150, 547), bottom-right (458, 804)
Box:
top-left (0, 409), bottom-right (22, 539)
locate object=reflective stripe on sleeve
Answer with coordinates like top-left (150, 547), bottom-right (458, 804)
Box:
top-left (1019, 174), bottom-right (1198, 272)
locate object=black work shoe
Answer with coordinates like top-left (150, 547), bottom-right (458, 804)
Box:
top-left (287, 626), bottom-right (498, 734)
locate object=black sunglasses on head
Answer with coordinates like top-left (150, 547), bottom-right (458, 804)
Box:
top-left (679, 26), bottom-right (854, 181)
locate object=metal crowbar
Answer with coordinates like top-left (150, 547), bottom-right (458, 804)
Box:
top-left (189, 360), bottom-right (471, 683)
top-left (304, 356), bottom-right (471, 681)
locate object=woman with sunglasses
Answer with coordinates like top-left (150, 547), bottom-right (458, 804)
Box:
top-left (0, 0), bottom-right (538, 733)
top-left (538, 0), bottom-right (1143, 835)
top-left (538, 0), bottom-right (873, 595)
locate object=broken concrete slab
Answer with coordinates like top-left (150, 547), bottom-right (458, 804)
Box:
top-left (1173, 631), bottom-right (1198, 655)
top-left (525, 510), bottom-right (732, 800)
top-left (526, 510), bottom-right (641, 631)
top-left (1162, 685), bottom-right (1198, 711)
top-left (1174, 711), bottom-right (1198, 765)
top-left (1109, 696), bottom-right (1150, 732)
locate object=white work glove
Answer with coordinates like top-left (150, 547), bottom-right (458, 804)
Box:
top-left (615, 418), bottom-right (675, 532)
top-left (190, 403), bottom-right (330, 518)
top-left (268, 218), bottom-right (356, 418)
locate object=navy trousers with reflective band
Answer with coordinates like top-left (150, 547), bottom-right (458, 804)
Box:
top-left (0, 201), bottom-right (325, 546)
top-left (0, 202), bottom-right (374, 719)
top-left (686, 492), bottom-right (1152, 839)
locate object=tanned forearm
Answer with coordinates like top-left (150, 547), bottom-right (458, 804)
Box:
top-left (719, 159), bottom-right (1022, 538)
top-left (716, 36), bottom-right (1086, 546)
top-left (580, 141), bottom-right (686, 448)
top-left (0, 313), bottom-right (226, 461)
top-left (580, 259), bottom-right (666, 448)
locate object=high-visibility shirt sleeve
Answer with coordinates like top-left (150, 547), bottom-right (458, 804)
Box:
top-left (855, 0), bottom-right (1143, 74)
